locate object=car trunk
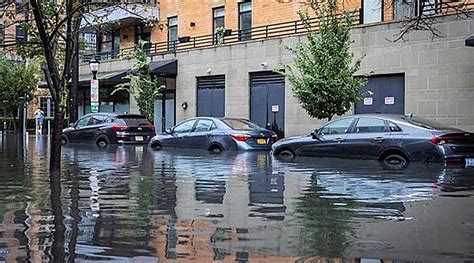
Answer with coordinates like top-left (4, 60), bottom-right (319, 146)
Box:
top-left (243, 130), bottom-right (277, 146)
top-left (431, 131), bottom-right (474, 155)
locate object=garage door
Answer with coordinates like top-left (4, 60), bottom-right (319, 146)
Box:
top-left (355, 74), bottom-right (405, 115)
top-left (250, 72), bottom-right (285, 138)
top-left (197, 75), bottom-right (225, 117)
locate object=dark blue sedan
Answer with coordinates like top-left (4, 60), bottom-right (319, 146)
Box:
top-left (149, 117), bottom-right (278, 152)
top-left (272, 114), bottom-right (474, 167)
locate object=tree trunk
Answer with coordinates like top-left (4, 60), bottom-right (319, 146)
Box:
top-left (49, 109), bottom-right (65, 262)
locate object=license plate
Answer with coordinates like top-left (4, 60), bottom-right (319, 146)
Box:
top-left (466, 158), bottom-right (474, 167)
top-left (257, 138), bottom-right (267, 145)
top-left (135, 136), bottom-right (144, 141)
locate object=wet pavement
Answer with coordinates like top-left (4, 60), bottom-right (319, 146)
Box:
top-left (0, 135), bottom-right (473, 262)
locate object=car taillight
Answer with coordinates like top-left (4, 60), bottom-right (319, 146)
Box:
top-left (230, 134), bottom-right (251, 142)
top-left (111, 125), bottom-right (129, 132)
top-left (271, 134), bottom-right (278, 141)
top-left (148, 125), bottom-right (155, 131)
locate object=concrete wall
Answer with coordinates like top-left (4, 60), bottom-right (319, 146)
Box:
top-left (172, 14), bottom-right (474, 135)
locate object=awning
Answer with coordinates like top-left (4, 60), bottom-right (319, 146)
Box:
top-left (77, 59), bottom-right (177, 87)
top-left (80, 4), bottom-right (159, 30)
top-left (38, 60), bottom-right (177, 89)
top-left (466, 36), bottom-right (474, 47)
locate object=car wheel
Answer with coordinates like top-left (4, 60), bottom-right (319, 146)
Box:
top-left (209, 145), bottom-right (223, 154)
top-left (150, 142), bottom-right (162, 151)
top-left (383, 154), bottom-right (408, 168)
top-left (61, 135), bottom-right (68, 145)
top-left (96, 136), bottom-right (110, 148)
top-left (278, 149), bottom-right (295, 159)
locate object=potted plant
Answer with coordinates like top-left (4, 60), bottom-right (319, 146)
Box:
top-left (216, 26), bottom-right (226, 45)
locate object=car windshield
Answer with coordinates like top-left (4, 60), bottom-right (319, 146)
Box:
top-left (222, 119), bottom-right (262, 130)
top-left (117, 116), bottom-right (151, 126)
top-left (402, 116), bottom-right (453, 130)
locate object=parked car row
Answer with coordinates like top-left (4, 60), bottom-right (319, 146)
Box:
top-left (62, 113), bottom-right (474, 167)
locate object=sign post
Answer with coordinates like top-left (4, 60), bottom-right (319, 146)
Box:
top-left (90, 79), bottom-right (99, 113)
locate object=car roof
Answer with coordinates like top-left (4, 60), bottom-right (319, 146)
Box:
top-left (337, 114), bottom-right (408, 122)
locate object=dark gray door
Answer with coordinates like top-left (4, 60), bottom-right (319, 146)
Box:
top-left (197, 75), bottom-right (225, 117)
top-left (355, 74), bottom-right (405, 115)
top-left (250, 72), bottom-right (285, 138)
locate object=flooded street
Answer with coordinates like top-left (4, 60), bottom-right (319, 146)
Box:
top-left (0, 135), bottom-right (473, 262)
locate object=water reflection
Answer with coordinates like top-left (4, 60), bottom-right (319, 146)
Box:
top-left (0, 136), bottom-right (472, 262)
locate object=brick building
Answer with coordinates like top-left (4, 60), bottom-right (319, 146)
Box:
top-left (73, 0), bottom-right (474, 135)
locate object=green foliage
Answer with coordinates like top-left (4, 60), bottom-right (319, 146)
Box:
top-left (276, 2), bottom-right (367, 121)
top-left (0, 57), bottom-right (40, 116)
top-left (216, 26), bottom-right (226, 45)
top-left (113, 41), bottom-right (163, 122)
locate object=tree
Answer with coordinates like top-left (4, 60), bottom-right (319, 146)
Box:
top-left (276, 1), bottom-right (367, 121)
top-left (113, 42), bottom-right (163, 123)
top-left (0, 56), bottom-right (39, 131)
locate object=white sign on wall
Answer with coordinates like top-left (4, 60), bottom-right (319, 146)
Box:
top-left (363, 97), bottom-right (373, 106)
top-left (271, 104), bottom-right (280, 113)
top-left (384, 96), bottom-right (395, 105)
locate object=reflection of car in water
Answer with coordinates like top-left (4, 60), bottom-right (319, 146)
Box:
top-left (150, 117), bottom-right (277, 153)
top-left (272, 114), bottom-right (474, 167)
top-left (62, 113), bottom-right (155, 147)
top-left (272, 157), bottom-right (474, 205)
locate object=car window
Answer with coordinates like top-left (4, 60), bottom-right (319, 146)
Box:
top-left (173, 120), bottom-right (195, 133)
top-left (194, 119), bottom-right (214, 132)
top-left (88, 115), bottom-right (105, 126)
top-left (76, 116), bottom-right (91, 128)
top-left (222, 119), bottom-right (262, 130)
top-left (401, 116), bottom-right (453, 130)
top-left (355, 117), bottom-right (387, 133)
top-left (388, 121), bottom-right (402, 132)
top-left (319, 118), bottom-right (354, 135)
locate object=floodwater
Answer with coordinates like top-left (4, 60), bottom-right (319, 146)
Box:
top-left (0, 135), bottom-right (473, 262)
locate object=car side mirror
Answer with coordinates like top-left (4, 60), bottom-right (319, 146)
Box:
top-left (311, 129), bottom-right (319, 139)
top-left (69, 123), bottom-right (75, 128)
top-left (165, 128), bottom-right (172, 134)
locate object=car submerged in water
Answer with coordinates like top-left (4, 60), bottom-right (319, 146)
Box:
top-left (149, 117), bottom-right (278, 152)
top-left (271, 114), bottom-right (474, 167)
top-left (62, 113), bottom-right (155, 147)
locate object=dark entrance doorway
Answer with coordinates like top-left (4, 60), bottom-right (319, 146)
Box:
top-left (355, 74), bottom-right (405, 115)
top-left (250, 72), bottom-right (285, 138)
top-left (196, 75), bottom-right (225, 117)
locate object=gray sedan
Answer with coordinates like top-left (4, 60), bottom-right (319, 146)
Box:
top-left (272, 114), bottom-right (474, 167)
top-left (150, 117), bottom-right (278, 152)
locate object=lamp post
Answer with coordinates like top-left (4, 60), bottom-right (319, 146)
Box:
top-left (89, 57), bottom-right (100, 113)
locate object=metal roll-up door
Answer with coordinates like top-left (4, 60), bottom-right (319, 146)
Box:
top-left (250, 72), bottom-right (285, 138)
top-left (355, 74), bottom-right (405, 115)
top-left (197, 75), bottom-right (225, 117)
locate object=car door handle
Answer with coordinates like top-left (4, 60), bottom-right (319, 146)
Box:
top-left (333, 138), bottom-right (344, 142)
top-left (374, 137), bottom-right (385, 142)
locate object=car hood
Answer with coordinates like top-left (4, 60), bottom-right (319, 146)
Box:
top-left (62, 127), bottom-right (74, 133)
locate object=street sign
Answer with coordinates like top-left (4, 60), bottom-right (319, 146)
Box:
top-left (91, 79), bottom-right (99, 113)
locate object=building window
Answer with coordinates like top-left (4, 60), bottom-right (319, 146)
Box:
top-left (416, 0), bottom-right (437, 15)
top-left (168, 16), bottom-right (178, 51)
top-left (81, 32), bottom-right (97, 54)
top-left (0, 24), bottom-right (4, 44)
top-left (362, 0), bottom-right (382, 24)
top-left (98, 30), bottom-right (120, 58)
top-left (238, 1), bottom-right (252, 41)
top-left (136, 25), bottom-right (151, 52)
top-left (39, 97), bottom-right (55, 118)
top-left (213, 7), bottom-right (225, 44)
top-left (16, 25), bottom-right (27, 43)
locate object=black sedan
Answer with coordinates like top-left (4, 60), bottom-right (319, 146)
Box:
top-left (62, 113), bottom-right (155, 147)
top-left (271, 114), bottom-right (474, 167)
top-left (149, 117), bottom-right (278, 152)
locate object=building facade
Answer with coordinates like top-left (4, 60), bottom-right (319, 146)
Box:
top-left (77, 0), bottom-right (474, 136)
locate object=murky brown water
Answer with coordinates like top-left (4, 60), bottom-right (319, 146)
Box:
top-left (0, 135), bottom-right (473, 262)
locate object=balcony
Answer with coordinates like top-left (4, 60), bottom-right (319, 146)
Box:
top-left (80, 1), bottom-right (472, 62)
